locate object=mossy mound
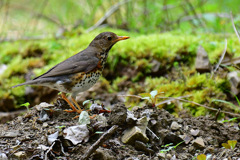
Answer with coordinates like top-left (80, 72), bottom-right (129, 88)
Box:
top-left (0, 29), bottom-right (239, 117)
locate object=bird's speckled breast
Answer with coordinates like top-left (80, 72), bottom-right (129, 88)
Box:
top-left (70, 69), bottom-right (102, 94)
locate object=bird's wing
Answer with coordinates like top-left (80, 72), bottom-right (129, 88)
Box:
top-left (33, 50), bottom-right (99, 79)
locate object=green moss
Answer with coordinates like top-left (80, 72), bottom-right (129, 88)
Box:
top-left (0, 29), bottom-right (239, 115)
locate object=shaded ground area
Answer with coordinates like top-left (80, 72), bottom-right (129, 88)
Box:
top-left (0, 99), bottom-right (239, 160)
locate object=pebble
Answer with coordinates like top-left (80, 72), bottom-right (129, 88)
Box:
top-left (192, 137), bottom-right (205, 149)
top-left (170, 121), bottom-right (181, 130)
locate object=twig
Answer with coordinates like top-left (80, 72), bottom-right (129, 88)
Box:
top-left (213, 39), bottom-right (228, 73)
top-left (156, 97), bottom-right (240, 117)
top-left (118, 94), bottom-right (143, 99)
top-left (146, 127), bottom-right (159, 140)
top-left (185, 0), bottom-right (206, 29)
top-left (86, 0), bottom-right (131, 32)
top-left (81, 125), bottom-right (119, 160)
top-left (230, 12), bottom-right (240, 43)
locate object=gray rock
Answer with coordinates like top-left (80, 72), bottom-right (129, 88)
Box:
top-left (13, 151), bottom-right (26, 159)
top-left (195, 45), bottom-right (211, 73)
top-left (126, 111), bottom-right (137, 126)
top-left (121, 116), bottom-right (149, 144)
top-left (0, 153), bottom-right (7, 160)
top-left (121, 126), bottom-right (149, 144)
top-left (94, 114), bottom-right (108, 128)
top-left (192, 137), bottom-right (205, 149)
top-left (157, 152), bottom-right (166, 159)
top-left (170, 121), bottom-right (181, 130)
top-left (179, 134), bottom-right (192, 144)
top-left (190, 129), bottom-right (200, 136)
top-left (164, 132), bottom-right (184, 144)
top-left (228, 71), bottom-right (240, 95)
top-left (35, 102), bottom-right (53, 111)
top-left (134, 140), bottom-right (154, 154)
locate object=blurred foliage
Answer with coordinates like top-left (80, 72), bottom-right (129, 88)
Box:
top-left (0, 0), bottom-right (240, 39)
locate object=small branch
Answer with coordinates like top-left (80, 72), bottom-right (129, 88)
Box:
top-left (185, 0), bottom-right (206, 29)
top-left (118, 94), bottom-right (143, 99)
top-left (156, 97), bottom-right (240, 117)
top-left (231, 12), bottom-right (240, 43)
top-left (81, 125), bottom-right (119, 160)
top-left (86, 0), bottom-right (131, 32)
top-left (213, 39), bottom-right (228, 73)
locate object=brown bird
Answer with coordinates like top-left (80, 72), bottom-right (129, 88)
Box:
top-left (12, 32), bottom-right (129, 113)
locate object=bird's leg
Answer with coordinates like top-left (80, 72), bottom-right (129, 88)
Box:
top-left (61, 93), bottom-right (79, 113)
top-left (71, 97), bottom-right (82, 112)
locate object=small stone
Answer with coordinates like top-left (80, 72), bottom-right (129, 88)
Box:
top-left (137, 116), bottom-right (148, 132)
top-left (170, 121), bottom-right (181, 130)
top-left (164, 132), bottom-right (184, 144)
top-left (228, 71), bottom-right (240, 95)
top-left (192, 137), bottom-right (205, 149)
top-left (93, 114), bottom-right (108, 128)
top-left (166, 154), bottom-right (172, 159)
top-left (179, 134), bottom-right (192, 144)
top-left (190, 129), bottom-right (199, 136)
top-left (157, 152), bottom-right (166, 159)
top-left (35, 102), bottom-right (53, 111)
top-left (13, 151), bottom-right (26, 159)
top-left (121, 126), bottom-right (149, 144)
top-left (134, 140), bottom-right (154, 154)
top-left (42, 122), bottom-right (48, 128)
top-left (126, 111), bottom-right (137, 126)
top-left (0, 153), bottom-right (7, 160)
top-left (195, 45), bottom-right (211, 73)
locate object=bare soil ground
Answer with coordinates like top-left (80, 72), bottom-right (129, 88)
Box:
top-left (0, 97), bottom-right (239, 160)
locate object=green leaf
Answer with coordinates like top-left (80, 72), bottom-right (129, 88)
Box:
top-left (222, 143), bottom-right (231, 149)
top-left (141, 97), bottom-right (150, 100)
top-left (139, 93), bottom-right (151, 97)
top-left (95, 131), bottom-right (104, 134)
top-left (83, 99), bottom-right (91, 106)
top-left (228, 140), bottom-right (237, 149)
top-left (212, 99), bottom-right (238, 110)
top-left (197, 154), bottom-right (206, 160)
top-left (150, 90), bottom-right (158, 98)
top-left (20, 102), bottom-right (30, 107)
top-left (221, 117), bottom-right (237, 123)
top-left (58, 92), bottom-right (62, 95)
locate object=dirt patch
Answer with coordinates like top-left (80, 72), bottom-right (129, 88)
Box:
top-left (0, 100), bottom-right (239, 160)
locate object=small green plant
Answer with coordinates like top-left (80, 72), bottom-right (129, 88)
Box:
top-left (222, 140), bottom-right (237, 150)
top-left (160, 141), bottom-right (184, 153)
top-left (221, 117), bottom-right (238, 123)
top-left (20, 102), bottom-right (30, 112)
top-left (139, 90), bottom-right (163, 107)
top-left (55, 125), bottom-right (66, 130)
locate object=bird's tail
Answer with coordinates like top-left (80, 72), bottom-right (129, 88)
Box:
top-left (11, 80), bottom-right (40, 88)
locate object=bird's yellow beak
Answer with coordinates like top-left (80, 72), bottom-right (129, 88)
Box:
top-left (114, 36), bottom-right (130, 43)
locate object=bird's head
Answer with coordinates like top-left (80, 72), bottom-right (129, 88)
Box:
top-left (89, 32), bottom-right (130, 52)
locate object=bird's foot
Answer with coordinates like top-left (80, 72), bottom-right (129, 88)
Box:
top-left (61, 93), bottom-right (82, 114)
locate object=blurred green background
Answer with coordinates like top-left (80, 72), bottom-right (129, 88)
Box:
top-left (0, 0), bottom-right (239, 39)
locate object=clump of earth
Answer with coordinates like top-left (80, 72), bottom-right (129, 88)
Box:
top-left (0, 99), bottom-right (240, 160)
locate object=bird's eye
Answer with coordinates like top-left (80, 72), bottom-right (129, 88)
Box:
top-left (107, 36), bottom-right (112, 41)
